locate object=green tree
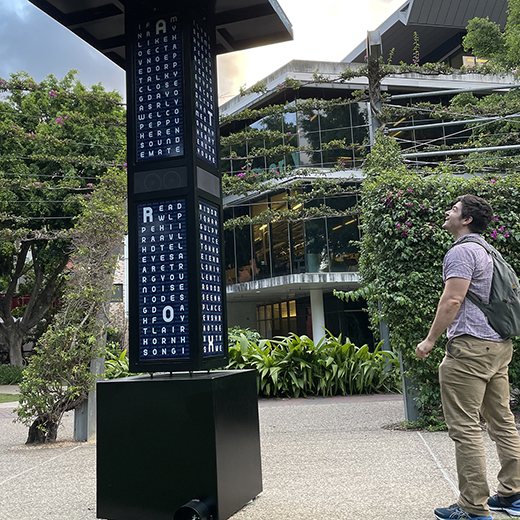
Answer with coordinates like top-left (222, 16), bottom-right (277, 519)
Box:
top-left (0, 70), bottom-right (125, 366)
top-left (15, 165), bottom-right (127, 443)
top-left (463, 0), bottom-right (520, 68)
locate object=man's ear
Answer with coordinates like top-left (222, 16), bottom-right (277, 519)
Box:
top-left (462, 215), bottom-right (473, 226)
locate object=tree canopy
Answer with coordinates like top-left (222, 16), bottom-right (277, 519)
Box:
top-left (0, 70), bottom-right (125, 365)
top-left (464, 0), bottom-right (520, 69)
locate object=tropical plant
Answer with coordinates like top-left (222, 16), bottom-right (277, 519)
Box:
top-left (227, 326), bottom-right (261, 349)
top-left (104, 348), bottom-right (132, 380)
top-left (227, 330), bottom-right (400, 397)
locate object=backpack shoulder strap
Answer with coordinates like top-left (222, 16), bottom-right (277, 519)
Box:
top-left (451, 236), bottom-right (495, 306)
top-left (452, 236), bottom-right (494, 256)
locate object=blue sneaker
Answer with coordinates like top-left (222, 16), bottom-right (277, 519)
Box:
top-left (434, 504), bottom-right (491, 520)
top-left (488, 493), bottom-right (520, 516)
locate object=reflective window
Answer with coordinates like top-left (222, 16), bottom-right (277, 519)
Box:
top-left (304, 193), bottom-right (329, 272)
top-left (326, 190), bottom-right (360, 272)
top-left (223, 207), bottom-right (236, 285)
top-left (234, 205), bottom-right (253, 284)
top-left (252, 198), bottom-right (270, 279)
top-left (270, 192), bottom-right (291, 276)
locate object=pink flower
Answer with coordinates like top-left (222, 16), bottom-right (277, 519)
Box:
top-left (499, 226), bottom-right (505, 232)
top-left (504, 232), bottom-right (510, 238)
top-left (491, 179), bottom-right (496, 184)
top-left (396, 223), bottom-right (401, 228)
top-left (493, 217), bottom-right (499, 221)
top-left (237, 173), bottom-right (244, 178)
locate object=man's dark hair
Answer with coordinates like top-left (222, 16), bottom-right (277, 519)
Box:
top-left (456, 194), bottom-right (493, 234)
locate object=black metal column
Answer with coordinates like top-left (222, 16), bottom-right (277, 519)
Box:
top-left (126, 3), bottom-right (227, 373)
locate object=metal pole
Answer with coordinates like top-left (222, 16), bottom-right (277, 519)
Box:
top-left (403, 143), bottom-right (520, 158)
top-left (389, 113), bottom-right (520, 133)
top-left (390, 83), bottom-right (520, 100)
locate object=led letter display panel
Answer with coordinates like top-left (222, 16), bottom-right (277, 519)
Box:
top-left (134, 16), bottom-right (184, 162)
top-left (138, 200), bottom-right (189, 361)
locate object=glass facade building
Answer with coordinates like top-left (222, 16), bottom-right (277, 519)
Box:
top-left (222, 97), bottom-right (375, 347)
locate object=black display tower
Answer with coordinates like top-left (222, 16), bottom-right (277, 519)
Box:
top-left (125, 2), bottom-right (227, 373)
top-left (27, 1), bottom-right (292, 518)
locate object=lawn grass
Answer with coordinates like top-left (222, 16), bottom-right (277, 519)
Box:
top-left (0, 393), bottom-right (19, 403)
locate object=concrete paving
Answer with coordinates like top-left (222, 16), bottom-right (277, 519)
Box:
top-left (0, 386), bottom-right (514, 520)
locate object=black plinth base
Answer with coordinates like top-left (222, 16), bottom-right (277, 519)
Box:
top-left (96, 370), bottom-right (262, 520)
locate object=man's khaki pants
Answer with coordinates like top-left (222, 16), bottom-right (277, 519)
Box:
top-left (439, 334), bottom-right (520, 515)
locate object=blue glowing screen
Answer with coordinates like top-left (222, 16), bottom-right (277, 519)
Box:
top-left (138, 200), bottom-right (189, 360)
top-left (134, 15), bottom-right (184, 162)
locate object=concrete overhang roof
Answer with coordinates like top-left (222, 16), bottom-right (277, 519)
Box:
top-left (343, 0), bottom-right (507, 64)
top-left (226, 272), bottom-right (361, 303)
top-left (28, 0), bottom-right (293, 69)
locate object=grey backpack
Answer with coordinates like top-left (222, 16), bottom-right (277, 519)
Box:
top-left (454, 237), bottom-right (520, 339)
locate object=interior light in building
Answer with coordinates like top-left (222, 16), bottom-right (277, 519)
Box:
top-left (292, 203), bottom-right (302, 211)
top-left (333, 218), bottom-right (356, 231)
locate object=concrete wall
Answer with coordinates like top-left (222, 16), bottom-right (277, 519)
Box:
top-left (227, 301), bottom-right (258, 330)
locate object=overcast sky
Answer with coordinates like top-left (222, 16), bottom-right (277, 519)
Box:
top-left (0, 0), bottom-right (405, 104)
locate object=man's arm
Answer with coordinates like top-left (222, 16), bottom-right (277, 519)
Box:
top-left (415, 277), bottom-right (470, 359)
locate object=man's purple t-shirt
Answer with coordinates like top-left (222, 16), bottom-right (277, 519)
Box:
top-left (443, 233), bottom-right (502, 342)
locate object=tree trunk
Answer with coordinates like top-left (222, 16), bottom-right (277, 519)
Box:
top-left (5, 327), bottom-right (24, 367)
top-left (26, 417), bottom-right (59, 444)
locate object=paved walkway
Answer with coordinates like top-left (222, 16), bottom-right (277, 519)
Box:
top-left (0, 387), bottom-right (512, 520)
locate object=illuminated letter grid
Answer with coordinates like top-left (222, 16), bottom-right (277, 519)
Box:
top-left (192, 21), bottom-right (217, 167)
top-left (199, 201), bottom-right (223, 357)
top-left (138, 200), bottom-right (189, 360)
top-left (135, 16), bottom-right (184, 162)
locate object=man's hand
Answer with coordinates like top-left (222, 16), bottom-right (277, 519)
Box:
top-left (416, 339), bottom-right (435, 359)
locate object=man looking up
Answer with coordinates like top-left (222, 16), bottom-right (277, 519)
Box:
top-left (416, 194), bottom-right (520, 520)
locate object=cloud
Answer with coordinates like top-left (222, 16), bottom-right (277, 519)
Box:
top-left (0, 4), bottom-right (124, 94)
top-left (217, 53), bottom-right (249, 105)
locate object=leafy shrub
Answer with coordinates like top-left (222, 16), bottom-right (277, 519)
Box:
top-left (336, 135), bottom-right (520, 425)
top-left (226, 330), bottom-right (400, 397)
top-left (104, 348), bottom-right (134, 380)
top-left (0, 364), bottom-right (24, 385)
top-left (228, 326), bottom-right (261, 349)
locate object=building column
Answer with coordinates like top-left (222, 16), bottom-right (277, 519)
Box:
top-left (310, 289), bottom-right (325, 344)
